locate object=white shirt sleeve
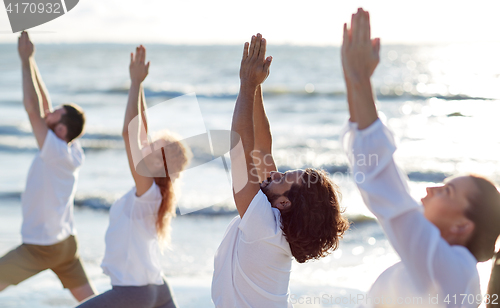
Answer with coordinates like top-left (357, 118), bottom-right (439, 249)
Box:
top-left (343, 119), bottom-right (479, 295)
top-left (238, 190), bottom-right (282, 243)
top-left (129, 182), bottom-right (163, 220)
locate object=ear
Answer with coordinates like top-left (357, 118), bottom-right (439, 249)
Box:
top-left (274, 196), bottom-right (291, 210)
top-left (54, 123), bottom-right (68, 142)
top-left (450, 220), bottom-right (475, 238)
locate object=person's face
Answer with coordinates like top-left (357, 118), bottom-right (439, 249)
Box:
top-left (421, 176), bottom-right (477, 245)
top-left (260, 170), bottom-right (304, 210)
top-left (44, 106), bottom-right (66, 128)
top-left (44, 106), bottom-right (68, 140)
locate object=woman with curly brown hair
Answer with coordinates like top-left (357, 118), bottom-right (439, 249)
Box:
top-left (342, 8), bottom-right (500, 308)
top-left (77, 45), bottom-right (190, 308)
top-left (211, 33), bottom-right (350, 308)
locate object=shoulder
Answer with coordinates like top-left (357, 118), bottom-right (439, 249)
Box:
top-left (135, 181), bottom-right (162, 203)
top-left (238, 190), bottom-right (284, 242)
top-left (239, 190), bottom-right (274, 226)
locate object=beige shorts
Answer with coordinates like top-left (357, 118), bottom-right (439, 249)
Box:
top-left (0, 235), bottom-right (90, 289)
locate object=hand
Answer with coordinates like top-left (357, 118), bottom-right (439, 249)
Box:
top-left (240, 33), bottom-right (272, 88)
top-left (129, 45), bottom-right (150, 84)
top-left (18, 31), bottom-right (34, 63)
top-left (342, 8), bottom-right (380, 82)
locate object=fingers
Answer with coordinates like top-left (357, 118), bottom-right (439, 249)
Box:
top-left (366, 11), bottom-right (371, 40)
top-left (372, 38), bottom-right (381, 56)
top-left (263, 56), bottom-right (272, 72)
top-left (247, 33), bottom-right (266, 60)
top-left (242, 42), bottom-right (249, 60)
top-left (146, 61), bottom-right (151, 72)
top-left (248, 35), bottom-right (256, 58)
top-left (259, 37), bottom-right (266, 60)
top-left (342, 23), bottom-right (349, 49)
top-left (360, 10), bottom-right (369, 42)
top-left (351, 8), bottom-right (371, 43)
top-left (141, 46), bottom-right (146, 64)
top-left (353, 9), bottom-right (363, 43)
top-left (350, 13), bottom-right (357, 43)
top-left (131, 46), bottom-right (147, 65)
top-left (138, 45), bottom-right (146, 64)
top-left (253, 33), bottom-right (262, 59)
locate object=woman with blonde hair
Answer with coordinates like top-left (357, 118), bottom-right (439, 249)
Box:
top-left (77, 45), bottom-right (190, 308)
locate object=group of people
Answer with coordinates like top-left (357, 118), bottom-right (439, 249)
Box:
top-left (0, 8), bottom-right (500, 308)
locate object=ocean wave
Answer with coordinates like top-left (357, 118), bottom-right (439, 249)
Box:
top-left (73, 195), bottom-right (376, 222)
top-left (406, 171), bottom-right (449, 183)
top-left (68, 85), bottom-right (493, 102)
top-left (0, 125), bottom-right (31, 137)
top-left (0, 126), bottom-right (125, 152)
top-left (0, 169), bottom-right (448, 213)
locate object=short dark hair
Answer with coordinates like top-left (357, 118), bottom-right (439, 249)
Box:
top-left (280, 168), bottom-right (349, 263)
top-left (60, 104), bottom-right (85, 142)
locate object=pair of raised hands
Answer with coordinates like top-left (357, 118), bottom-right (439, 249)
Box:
top-left (18, 31), bottom-right (34, 64)
top-left (130, 45), bottom-right (150, 84)
top-left (239, 8), bottom-right (380, 87)
top-left (342, 8), bottom-right (380, 82)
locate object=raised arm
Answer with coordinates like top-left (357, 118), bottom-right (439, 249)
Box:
top-left (122, 45), bottom-right (153, 196)
top-left (18, 31), bottom-right (48, 149)
top-left (252, 84), bottom-right (277, 182)
top-left (139, 85), bottom-right (150, 146)
top-left (33, 61), bottom-right (53, 117)
top-left (231, 33), bottom-right (273, 217)
top-left (341, 8), bottom-right (380, 130)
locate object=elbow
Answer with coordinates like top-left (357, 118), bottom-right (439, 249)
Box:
top-left (25, 106), bottom-right (39, 116)
top-left (121, 129), bottom-right (129, 139)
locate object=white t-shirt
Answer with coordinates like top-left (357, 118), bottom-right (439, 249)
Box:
top-left (342, 119), bottom-right (480, 308)
top-left (21, 129), bottom-right (84, 246)
top-left (212, 190), bottom-right (293, 308)
top-left (101, 182), bottom-right (164, 286)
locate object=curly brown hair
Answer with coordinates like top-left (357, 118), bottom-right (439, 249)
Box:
top-left (279, 168), bottom-right (349, 263)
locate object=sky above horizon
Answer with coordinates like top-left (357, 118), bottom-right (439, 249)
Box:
top-left (0, 0), bottom-right (499, 45)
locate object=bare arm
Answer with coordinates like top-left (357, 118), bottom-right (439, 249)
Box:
top-left (341, 9), bottom-right (380, 129)
top-left (122, 45), bottom-right (153, 196)
top-left (19, 32), bottom-right (48, 149)
top-left (33, 61), bottom-right (52, 117)
top-left (139, 86), bottom-right (150, 146)
top-left (231, 34), bottom-right (273, 217)
top-left (252, 84), bottom-right (277, 182)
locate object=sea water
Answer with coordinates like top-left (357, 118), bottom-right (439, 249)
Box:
top-left (0, 43), bottom-right (499, 307)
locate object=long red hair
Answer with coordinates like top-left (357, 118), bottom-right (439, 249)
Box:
top-left (152, 131), bottom-right (191, 245)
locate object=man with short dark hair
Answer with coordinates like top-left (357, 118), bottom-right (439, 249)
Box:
top-left (0, 31), bottom-right (95, 302)
top-left (211, 33), bottom-right (350, 307)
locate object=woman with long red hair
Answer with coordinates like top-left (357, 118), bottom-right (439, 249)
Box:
top-left (77, 45), bottom-right (190, 308)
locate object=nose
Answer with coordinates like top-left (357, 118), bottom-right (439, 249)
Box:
top-left (270, 171), bottom-right (283, 181)
top-left (426, 186), bottom-right (439, 196)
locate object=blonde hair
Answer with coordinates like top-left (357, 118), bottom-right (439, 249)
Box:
top-left (151, 130), bottom-right (191, 245)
